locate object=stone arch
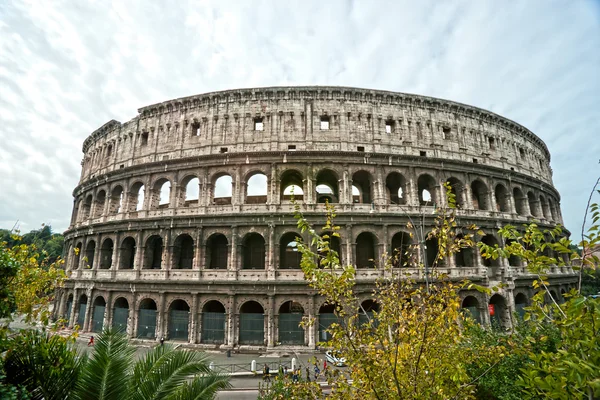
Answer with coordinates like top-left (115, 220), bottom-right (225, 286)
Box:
top-left (72, 242), bottom-right (82, 270)
top-left (173, 234), bottom-right (194, 269)
top-left (239, 300), bottom-right (265, 345)
top-left (318, 232), bottom-right (343, 267)
top-left (391, 231), bottom-right (412, 268)
top-left (548, 198), bottom-right (557, 221)
top-left (91, 295), bottom-right (106, 333)
top-left (514, 292), bottom-right (528, 318)
top-left (318, 303), bottom-right (339, 342)
top-left (206, 233), bottom-right (228, 269)
top-left (280, 169), bottom-right (304, 201)
top-left (181, 175), bottom-right (200, 203)
top-left (358, 299), bottom-right (379, 326)
top-left (81, 194), bottom-right (93, 220)
top-left (513, 187), bottom-right (526, 216)
top-left (65, 293), bottom-right (74, 322)
top-left (494, 184), bottom-right (510, 212)
top-left (129, 181), bottom-right (145, 212)
top-left (489, 294), bottom-right (510, 329)
top-left (424, 235), bottom-right (439, 269)
top-left (150, 178), bottom-right (171, 209)
top-left (315, 169), bottom-right (339, 203)
top-left (99, 238), bottom-right (114, 269)
top-left (119, 237), bottom-right (136, 269)
top-left (143, 235), bottom-right (163, 269)
top-left (84, 240), bottom-right (96, 268)
top-left (386, 172), bottom-right (407, 205)
top-left (137, 298), bottom-right (157, 339)
top-left (446, 177), bottom-right (465, 208)
top-left (76, 294), bottom-right (88, 328)
top-left (279, 232), bottom-right (302, 269)
top-left (461, 296), bottom-right (481, 323)
top-left (528, 191), bottom-right (540, 217)
top-left (278, 300), bottom-right (305, 345)
top-left (481, 235), bottom-right (501, 267)
top-left (352, 170), bottom-right (372, 204)
top-left (505, 239), bottom-right (522, 267)
top-left (109, 185), bottom-right (124, 214)
top-left (417, 174), bottom-right (437, 206)
top-left (112, 297), bottom-right (129, 332)
top-left (242, 233), bottom-right (266, 269)
top-left (246, 171), bottom-right (268, 204)
top-left (356, 231), bottom-right (377, 268)
top-left (202, 300), bottom-right (226, 344)
top-left (92, 190), bottom-right (106, 219)
top-left (540, 195), bottom-right (551, 220)
top-left (213, 173), bottom-right (233, 205)
top-left (168, 299), bottom-right (190, 341)
top-left (471, 179), bottom-right (490, 210)
top-left (455, 234), bottom-right (475, 267)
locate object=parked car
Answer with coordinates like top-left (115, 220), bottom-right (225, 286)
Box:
top-left (325, 350), bottom-right (346, 367)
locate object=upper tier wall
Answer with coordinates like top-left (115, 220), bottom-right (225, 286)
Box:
top-left (79, 86), bottom-right (553, 185)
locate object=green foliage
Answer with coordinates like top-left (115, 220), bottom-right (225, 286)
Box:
top-left (0, 225), bottom-right (65, 264)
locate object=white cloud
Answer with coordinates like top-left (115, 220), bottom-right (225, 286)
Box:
top-left (0, 0), bottom-right (598, 239)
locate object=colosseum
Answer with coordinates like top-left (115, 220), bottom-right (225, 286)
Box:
top-left (56, 86), bottom-right (577, 351)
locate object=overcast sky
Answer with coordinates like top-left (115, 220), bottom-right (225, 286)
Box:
top-left (1, 0), bottom-right (599, 239)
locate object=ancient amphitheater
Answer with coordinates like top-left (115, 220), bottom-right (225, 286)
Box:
top-left (57, 86), bottom-right (576, 351)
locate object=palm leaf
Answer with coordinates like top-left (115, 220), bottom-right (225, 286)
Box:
top-left (168, 373), bottom-right (232, 400)
top-left (74, 328), bottom-right (135, 400)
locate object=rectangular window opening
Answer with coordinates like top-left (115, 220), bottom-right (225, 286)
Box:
top-left (288, 145), bottom-right (296, 151)
top-left (442, 127), bottom-right (451, 140)
top-left (254, 117), bottom-right (264, 131)
top-left (519, 148), bottom-right (525, 158)
top-left (141, 132), bottom-right (148, 146)
top-left (488, 137), bottom-right (495, 149)
top-left (120, 164), bottom-right (124, 169)
top-left (420, 151), bottom-right (427, 157)
top-left (357, 146), bottom-right (365, 152)
top-left (473, 158), bottom-right (478, 164)
top-left (320, 116), bottom-right (330, 130)
top-left (220, 147), bottom-right (228, 153)
top-left (385, 120), bottom-right (394, 134)
top-left (191, 122), bottom-right (201, 136)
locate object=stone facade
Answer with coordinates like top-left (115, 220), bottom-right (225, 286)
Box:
top-left (57, 86), bottom-right (577, 351)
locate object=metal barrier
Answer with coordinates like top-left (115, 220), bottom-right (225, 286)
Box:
top-left (210, 360), bottom-right (292, 375)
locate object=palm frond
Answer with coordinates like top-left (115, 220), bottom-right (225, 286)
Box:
top-left (168, 373), bottom-right (232, 400)
top-left (74, 328), bottom-right (135, 400)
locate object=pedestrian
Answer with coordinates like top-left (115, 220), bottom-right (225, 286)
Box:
top-left (314, 364), bottom-right (320, 380)
top-left (291, 368), bottom-right (297, 383)
top-left (87, 336), bottom-right (94, 346)
top-left (160, 336), bottom-right (165, 346)
top-left (305, 366), bottom-right (311, 382)
top-left (263, 363), bottom-right (270, 382)
top-left (284, 366), bottom-right (288, 378)
top-left (323, 358), bottom-right (328, 371)
top-left (278, 365), bottom-right (284, 376)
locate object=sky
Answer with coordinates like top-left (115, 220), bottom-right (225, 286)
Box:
top-left (0, 0), bottom-right (599, 239)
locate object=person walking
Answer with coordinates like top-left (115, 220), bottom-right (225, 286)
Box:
top-left (87, 336), bottom-right (94, 346)
top-left (305, 366), bottom-right (311, 382)
top-left (314, 364), bottom-right (320, 380)
top-left (160, 336), bottom-right (165, 346)
top-left (263, 364), bottom-right (271, 383)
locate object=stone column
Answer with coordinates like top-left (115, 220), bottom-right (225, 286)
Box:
top-left (307, 295), bottom-right (315, 348)
top-left (104, 291), bottom-right (113, 329)
top-left (375, 166), bottom-right (385, 205)
top-left (267, 224), bottom-right (276, 280)
top-left (69, 288), bottom-right (79, 328)
top-left (83, 290), bottom-right (94, 332)
top-left (190, 293), bottom-right (199, 344)
top-left (267, 295), bottom-right (275, 348)
top-left (134, 230), bottom-right (144, 276)
top-left (346, 225), bottom-right (354, 266)
top-left (226, 295), bottom-right (235, 347)
top-left (229, 226), bottom-right (238, 275)
top-left (129, 292), bottom-right (138, 339)
top-left (194, 228), bottom-right (203, 276)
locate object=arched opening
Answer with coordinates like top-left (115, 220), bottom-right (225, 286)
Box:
top-left (548, 199), bottom-right (557, 221)
top-left (246, 173), bottom-right (268, 204)
top-left (99, 238), bottom-right (114, 269)
top-left (150, 179), bottom-right (171, 209)
top-left (318, 304), bottom-right (339, 342)
top-left (81, 195), bottom-right (93, 220)
top-left (280, 170), bottom-right (304, 201)
top-left (213, 175), bottom-right (233, 205)
top-left (112, 297), bottom-right (129, 332)
top-left (315, 169), bottom-right (339, 203)
top-left (386, 172), bottom-right (407, 205)
top-left (278, 301), bottom-right (305, 345)
top-left (92, 296), bottom-right (106, 333)
top-left (85, 240), bottom-right (96, 268)
top-left (183, 177), bottom-right (200, 203)
top-left (137, 298), bottom-right (157, 339)
top-left (109, 186), bottom-right (124, 214)
top-left (471, 180), bottom-right (490, 210)
top-left (461, 296), bottom-right (480, 323)
top-left (77, 294), bottom-right (88, 329)
top-left (352, 170), bottom-right (372, 204)
top-left (417, 174), bottom-right (437, 206)
top-left (505, 239), bottom-right (522, 267)
top-left (173, 234), bottom-right (194, 269)
top-left (242, 233), bottom-right (265, 269)
top-left (202, 301), bottom-right (226, 344)
top-left (356, 232), bottom-right (376, 268)
top-left (65, 294), bottom-right (73, 323)
top-left (424, 236), bottom-right (439, 269)
top-left (514, 293), bottom-right (528, 318)
top-left (280, 232), bottom-right (302, 269)
top-left (93, 190), bottom-right (106, 219)
top-left (72, 243), bottom-right (82, 270)
top-left (358, 300), bottom-right (379, 326)
top-left (454, 235), bottom-right (474, 267)
top-left (513, 187), bottom-right (526, 216)
top-left (206, 234), bottom-right (228, 269)
top-left (119, 237), bottom-right (136, 269)
top-left (391, 231), bottom-right (412, 268)
top-left (446, 177), bottom-right (464, 208)
top-left (489, 294), bottom-right (509, 329)
top-left (239, 301), bottom-right (264, 345)
top-left (318, 233), bottom-right (342, 267)
top-left (528, 191), bottom-right (540, 217)
top-left (168, 300), bottom-right (190, 341)
top-left (481, 235), bottom-right (501, 267)
top-left (494, 184), bottom-right (509, 212)
top-left (540, 195), bottom-right (551, 220)
top-left (143, 235), bottom-right (163, 269)
top-left (128, 182), bottom-right (145, 212)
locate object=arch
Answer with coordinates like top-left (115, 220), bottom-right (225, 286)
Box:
top-left (417, 174), bottom-right (437, 206)
top-left (239, 301), bottom-right (265, 345)
top-left (85, 240), bottom-right (96, 268)
top-left (91, 296), bottom-right (106, 333)
top-left (81, 194), bottom-right (93, 220)
top-left (454, 234), bottom-right (474, 267)
top-left (214, 174), bottom-right (233, 205)
top-left (280, 232), bottom-right (302, 269)
top-left (528, 191), bottom-right (540, 217)
top-left (356, 232), bottom-right (377, 268)
top-left (505, 239), bottom-right (522, 267)
top-left (246, 173), bottom-right (268, 204)
top-left (548, 198), bottom-right (557, 221)
top-left (513, 187), bottom-right (526, 216)
top-left (424, 236), bottom-right (439, 269)
top-left (489, 294), bottom-right (509, 329)
top-left (99, 238), bottom-right (114, 269)
top-left (315, 169), bottom-right (339, 203)
top-left (494, 184), bottom-right (510, 212)
top-left (471, 180), bottom-right (490, 210)
top-left (446, 177), bottom-right (465, 208)
top-left (242, 233), bottom-right (265, 269)
top-left (150, 179), bottom-right (171, 209)
top-left (93, 190), bottom-right (106, 219)
top-left (386, 172), bottom-right (407, 205)
top-left (391, 231), bottom-right (412, 268)
top-left (143, 235), bottom-right (163, 269)
top-left (109, 186), bottom-right (124, 214)
top-left (318, 303), bottom-right (339, 342)
top-left (202, 300), bottom-right (226, 344)
top-left (77, 294), bottom-right (88, 328)
top-left (119, 237), bottom-right (136, 269)
top-left (173, 234), bottom-right (194, 269)
top-left (352, 170), bottom-right (372, 204)
top-left (137, 298), bottom-right (157, 339)
top-left (72, 242), bottom-right (82, 270)
top-left (278, 301), bottom-right (305, 345)
top-left (318, 232), bottom-right (342, 267)
top-left (461, 296), bottom-right (481, 323)
top-left (206, 233), bottom-right (228, 269)
top-left (514, 293), bottom-right (528, 318)
top-left (280, 169), bottom-right (304, 201)
top-left (128, 182), bottom-right (145, 212)
top-left (112, 297), bottom-right (129, 332)
top-left (65, 293), bottom-right (74, 322)
top-left (481, 235), bottom-right (501, 267)
top-left (168, 299), bottom-right (190, 341)
top-left (540, 195), bottom-right (551, 220)
top-left (358, 299), bottom-right (379, 326)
